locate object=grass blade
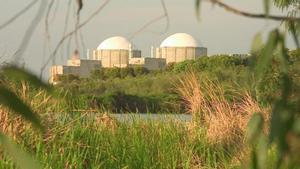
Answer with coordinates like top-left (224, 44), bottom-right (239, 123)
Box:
top-left (2, 66), bottom-right (52, 93)
top-left (0, 85), bottom-right (43, 130)
top-left (0, 133), bottom-right (41, 169)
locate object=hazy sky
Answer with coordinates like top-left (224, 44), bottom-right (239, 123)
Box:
top-left (0, 0), bottom-right (296, 78)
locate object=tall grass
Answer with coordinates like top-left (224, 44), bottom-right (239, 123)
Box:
top-left (0, 72), bottom-right (272, 168)
top-left (0, 81), bottom-right (72, 140)
top-left (0, 79), bottom-right (238, 168)
top-left (176, 71), bottom-right (270, 148)
top-left (0, 112), bottom-right (239, 169)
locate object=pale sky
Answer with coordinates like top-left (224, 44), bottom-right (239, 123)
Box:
top-left (0, 0), bottom-right (296, 78)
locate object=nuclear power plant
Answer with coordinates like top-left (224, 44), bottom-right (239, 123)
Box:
top-left (50, 33), bottom-right (208, 84)
top-left (156, 33), bottom-right (207, 64)
top-left (92, 36), bottom-right (141, 68)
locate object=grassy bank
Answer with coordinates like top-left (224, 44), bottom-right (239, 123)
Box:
top-left (0, 71), bottom-right (272, 169)
top-left (1, 112), bottom-right (243, 169)
top-left (1, 50), bottom-right (300, 168)
top-left (54, 51), bottom-right (300, 114)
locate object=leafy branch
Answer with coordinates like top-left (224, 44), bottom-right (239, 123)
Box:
top-left (196, 0), bottom-right (300, 21)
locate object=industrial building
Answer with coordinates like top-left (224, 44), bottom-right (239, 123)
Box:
top-left (90, 36), bottom-right (166, 69)
top-left (129, 57), bottom-right (166, 70)
top-left (49, 50), bottom-right (101, 84)
top-left (156, 33), bottom-right (207, 64)
top-left (92, 36), bottom-right (141, 68)
top-left (50, 33), bottom-right (208, 84)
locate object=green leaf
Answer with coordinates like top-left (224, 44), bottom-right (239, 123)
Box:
top-left (277, 36), bottom-right (289, 74)
top-left (0, 133), bottom-right (41, 169)
top-left (255, 29), bottom-right (279, 79)
top-left (293, 118), bottom-right (300, 134)
top-left (195, 0), bottom-right (201, 20)
top-left (2, 66), bottom-right (53, 93)
top-left (0, 85), bottom-right (43, 131)
top-left (269, 102), bottom-right (283, 144)
top-left (288, 21), bottom-right (300, 49)
top-left (251, 33), bottom-right (264, 54)
top-left (257, 136), bottom-right (268, 169)
top-left (269, 100), bottom-right (290, 154)
top-left (249, 149), bottom-right (258, 169)
top-left (263, 0), bottom-right (270, 16)
top-left (246, 113), bottom-right (264, 143)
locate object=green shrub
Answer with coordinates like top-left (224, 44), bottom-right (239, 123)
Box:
top-left (172, 55), bottom-right (248, 73)
top-left (132, 66), bottom-right (149, 76)
top-left (90, 91), bottom-right (182, 113)
top-left (55, 52), bottom-right (300, 114)
top-left (56, 74), bottom-right (80, 82)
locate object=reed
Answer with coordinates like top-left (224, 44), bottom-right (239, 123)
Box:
top-left (0, 72), bottom-right (271, 169)
top-left (175, 71), bottom-right (270, 147)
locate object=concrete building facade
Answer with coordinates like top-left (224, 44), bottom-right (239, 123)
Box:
top-left (50, 33), bottom-right (208, 84)
top-left (50, 51), bottom-right (101, 84)
top-left (129, 58), bottom-right (166, 70)
top-left (92, 36), bottom-right (141, 68)
top-left (156, 33), bottom-right (207, 64)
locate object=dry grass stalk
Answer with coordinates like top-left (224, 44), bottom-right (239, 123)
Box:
top-left (0, 107), bottom-right (27, 140)
top-left (186, 121), bottom-right (199, 141)
top-left (176, 72), bottom-right (270, 146)
top-left (237, 92), bottom-right (270, 134)
top-left (190, 154), bottom-right (203, 169)
top-left (205, 111), bottom-right (242, 145)
top-left (230, 146), bottom-right (251, 168)
top-left (176, 72), bottom-right (204, 118)
top-left (94, 112), bottom-right (117, 130)
top-left (0, 82), bottom-right (56, 141)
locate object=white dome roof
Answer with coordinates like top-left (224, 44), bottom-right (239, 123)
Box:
top-left (160, 33), bottom-right (199, 47)
top-left (97, 36), bottom-right (131, 50)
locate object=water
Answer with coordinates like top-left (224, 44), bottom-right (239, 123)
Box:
top-left (111, 113), bottom-right (192, 122)
top-left (55, 113), bottom-right (192, 124)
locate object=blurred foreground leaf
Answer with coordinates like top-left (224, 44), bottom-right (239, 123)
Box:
top-left (0, 133), bottom-right (41, 169)
top-left (288, 21), bottom-right (300, 49)
top-left (251, 33), bottom-right (264, 54)
top-left (263, 0), bottom-right (270, 16)
top-left (256, 136), bottom-right (268, 169)
top-left (0, 85), bottom-right (43, 130)
top-left (195, 0), bottom-right (202, 20)
top-left (293, 118), bottom-right (300, 134)
top-left (76, 0), bottom-right (83, 15)
top-left (2, 66), bottom-right (52, 93)
top-left (255, 30), bottom-right (279, 79)
top-left (247, 113), bottom-right (264, 143)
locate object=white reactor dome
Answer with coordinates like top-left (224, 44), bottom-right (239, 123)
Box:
top-left (97, 36), bottom-right (131, 50)
top-left (160, 33), bottom-right (199, 47)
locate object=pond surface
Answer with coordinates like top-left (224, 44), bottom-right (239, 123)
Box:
top-left (110, 113), bottom-right (192, 122)
top-left (55, 113), bottom-right (192, 124)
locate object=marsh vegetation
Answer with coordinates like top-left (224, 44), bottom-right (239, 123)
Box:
top-left (1, 50), bottom-right (300, 168)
